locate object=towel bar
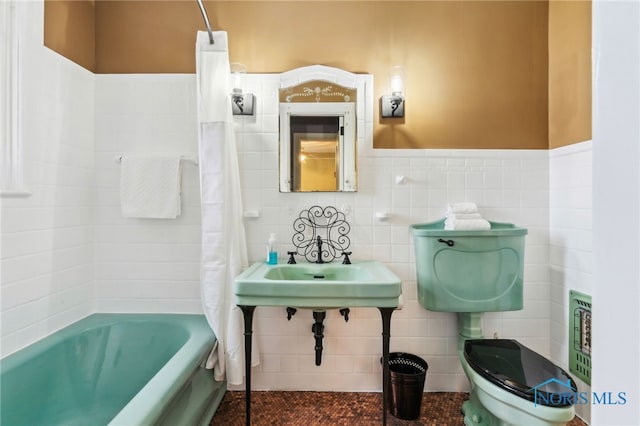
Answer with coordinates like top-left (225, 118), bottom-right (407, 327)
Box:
top-left (115, 155), bottom-right (199, 165)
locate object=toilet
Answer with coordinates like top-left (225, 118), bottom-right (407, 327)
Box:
top-left (410, 219), bottom-right (577, 426)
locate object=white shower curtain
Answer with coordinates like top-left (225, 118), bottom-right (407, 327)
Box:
top-left (195, 31), bottom-right (257, 385)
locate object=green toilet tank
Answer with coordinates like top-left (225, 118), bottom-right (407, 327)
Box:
top-left (410, 219), bottom-right (528, 312)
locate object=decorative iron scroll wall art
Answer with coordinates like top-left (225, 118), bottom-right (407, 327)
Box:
top-left (292, 206), bottom-right (351, 263)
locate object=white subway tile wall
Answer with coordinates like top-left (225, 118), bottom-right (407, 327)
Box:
top-left (93, 74), bottom-right (202, 314)
top-left (549, 141), bottom-right (593, 424)
top-left (1, 2), bottom-right (95, 356)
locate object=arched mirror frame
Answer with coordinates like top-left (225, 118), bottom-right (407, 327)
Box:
top-left (278, 65), bottom-right (373, 192)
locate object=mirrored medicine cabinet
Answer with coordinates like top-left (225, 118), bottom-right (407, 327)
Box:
top-left (278, 66), bottom-right (373, 193)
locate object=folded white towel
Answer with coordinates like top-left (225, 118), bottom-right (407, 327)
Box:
top-left (444, 218), bottom-right (491, 230)
top-left (120, 155), bottom-right (182, 219)
top-left (445, 212), bottom-right (482, 220)
top-left (446, 202), bottom-right (479, 215)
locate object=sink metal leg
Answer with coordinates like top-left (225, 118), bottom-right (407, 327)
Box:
top-left (239, 305), bottom-right (256, 426)
top-left (378, 307), bottom-right (394, 426)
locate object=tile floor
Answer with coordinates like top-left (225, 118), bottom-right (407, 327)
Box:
top-left (210, 391), bottom-right (588, 425)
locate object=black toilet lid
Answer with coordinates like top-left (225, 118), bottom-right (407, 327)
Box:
top-left (464, 339), bottom-right (577, 407)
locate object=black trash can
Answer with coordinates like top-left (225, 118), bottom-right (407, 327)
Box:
top-left (387, 352), bottom-right (428, 420)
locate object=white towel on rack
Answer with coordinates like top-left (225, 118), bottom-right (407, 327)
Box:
top-left (445, 213), bottom-right (482, 220)
top-left (120, 155), bottom-right (183, 219)
top-left (446, 202), bottom-right (479, 215)
top-left (444, 218), bottom-right (491, 230)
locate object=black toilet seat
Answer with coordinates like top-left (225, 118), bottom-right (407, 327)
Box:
top-left (464, 339), bottom-right (577, 407)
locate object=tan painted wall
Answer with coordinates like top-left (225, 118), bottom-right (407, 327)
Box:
top-left (548, 0), bottom-right (592, 148)
top-left (44, 1), bottom-right (592, 150)
top-left (44, 0), bottom-right (95, 72)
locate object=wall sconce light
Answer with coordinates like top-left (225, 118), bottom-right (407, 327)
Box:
top-left (380, 65), bottom-right (405, 118)
top-left (230, 63), bottom-right (255, 115)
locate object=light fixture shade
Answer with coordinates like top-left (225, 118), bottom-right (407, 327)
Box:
top-left (381, 65), bottom-right (405, 118)
top-left (230, 62), bottom-right (247, 92)
top-left (388, 65), bottom-right (405, 96)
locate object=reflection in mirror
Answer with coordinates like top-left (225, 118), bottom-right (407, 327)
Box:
top-left (279, 101), bottom-right (355, 192)
top-left (278, 65), bottom-right (371, 193)
top-left (291, 116), bottom-right (340, 192)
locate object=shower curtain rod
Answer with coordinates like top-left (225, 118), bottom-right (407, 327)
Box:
top-left (196, 0), bottom-right (214, 44)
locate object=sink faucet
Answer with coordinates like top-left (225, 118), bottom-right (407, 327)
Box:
top-left (315, 236), bottom-right (325, 264)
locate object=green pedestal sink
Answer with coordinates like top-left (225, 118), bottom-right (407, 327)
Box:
top-left (234, 260), bottom-right (402, 308)
top-left (234, 259), bottom-right (402, 426)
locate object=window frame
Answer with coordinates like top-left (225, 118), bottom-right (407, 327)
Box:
top-left (1, 0), bottom-right (29, 198)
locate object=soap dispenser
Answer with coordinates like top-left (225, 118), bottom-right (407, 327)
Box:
top-left (266, 233), bottom-right (278, 265)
